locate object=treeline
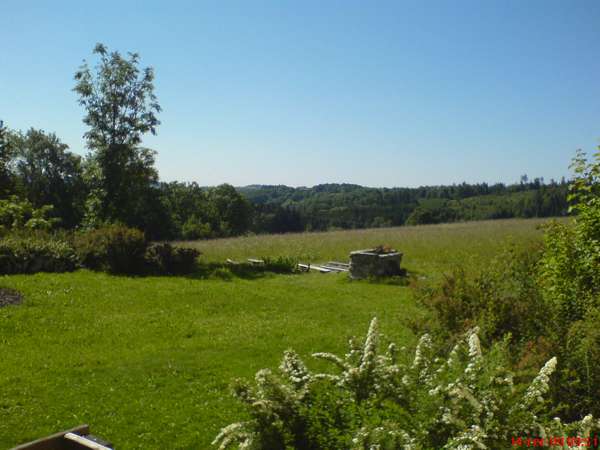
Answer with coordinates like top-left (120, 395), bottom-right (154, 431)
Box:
top-left (0, 129), bottom-right (251, 239)
top-left (0, 129), bottom-right (569, 239)
top-left (0, 122), bottom-right (568, 240)
top-left (244, 179), bottom-right (568, 232)
top-left (0, 43), bottom-right (568, 242)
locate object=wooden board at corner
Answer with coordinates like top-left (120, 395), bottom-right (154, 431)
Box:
top-left (11, 425), bottom-right (113, 450)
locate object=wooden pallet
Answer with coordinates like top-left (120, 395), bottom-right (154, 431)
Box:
top-left (327, 261), bottom-right (350, 269)
top-left (298, 261), bottom-right (350, 273)
top-left (322, 261), bottom-right (350, 272)
top-left (298, 263), bottom-right (331, 273)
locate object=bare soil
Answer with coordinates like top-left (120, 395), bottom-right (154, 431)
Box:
top-left (0, 288), bottom-right (23, 308)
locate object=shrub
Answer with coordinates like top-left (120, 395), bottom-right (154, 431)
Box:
top-left (551, 307), bottom-right (600, 419)
top-left (214, 318), bottom-right (600, 450)
top-left (145, 242), bottom-right (200, 275)
top-left (206, 257), bottom-right (299, 279)
top-left (0, 196), bottom-right (59, 235)
top-left (414, 151), bottom-right (600, 421)
top-left (212, 266), bottom-right (234, 281)
top-left (74, 224), bottom-right (147, 274)
top-left (539, 150), bottom-right (600, 322)
top-left (0, 234), bottom-right (77, 274)
top-left (536, 150), bottom-right (600, 420)
top-left (416, 243), bottom-right (548, 349)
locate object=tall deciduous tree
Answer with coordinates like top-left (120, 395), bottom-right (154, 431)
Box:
top-left (74, 43), bottom-right (160, 149)
top-left (73, 43), bottom-right (163, 229)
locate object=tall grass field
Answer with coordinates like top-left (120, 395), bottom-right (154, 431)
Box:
top-left (0, 218), bottom-right (558, 448)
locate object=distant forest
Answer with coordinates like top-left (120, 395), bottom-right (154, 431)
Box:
top-left (0, 122), bottom-right (568, 240)
top-left (0, 118), bottom-right (568, 240)
top-left (240, 178), bottom-right (568, 233)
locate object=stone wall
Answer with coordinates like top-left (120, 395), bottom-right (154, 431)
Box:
top-left (349, 249), bottom-right (402, 279)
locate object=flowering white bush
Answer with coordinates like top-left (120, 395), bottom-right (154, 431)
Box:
top-left (214, 319), bottom-right (600, 449)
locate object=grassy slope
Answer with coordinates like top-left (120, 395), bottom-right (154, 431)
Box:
top-left (0, 218), bottom-right (556, 449)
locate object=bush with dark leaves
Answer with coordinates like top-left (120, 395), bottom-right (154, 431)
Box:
top-left (145, 242), bottom-right (200, 275)
top-left (74, 224), bottom-right (147, 274)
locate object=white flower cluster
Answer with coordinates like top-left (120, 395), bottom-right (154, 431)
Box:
top-left (522, 356), bottom-right (557, 407)
top-left (467, 328), bottom-right (482, 359)
top-left (351, 424), bottom-right (416, 450)
top-left (211, 422), bottom-right (255, 450)
top-left (445, 424), bottom-right (488, 450)
top-left (214, 318), bottom-right (600, 450)
top-left (313, 317), bottom-right (390, 400)
top-left (279, 349), bottom-right (311, 392)
top-left (411, 333), bottom-right (433, 384)
top-left (358, 317), bottom-right (379, 374)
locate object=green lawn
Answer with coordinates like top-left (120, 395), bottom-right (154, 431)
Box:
top-left (0, 218), bottom-right (557, 449)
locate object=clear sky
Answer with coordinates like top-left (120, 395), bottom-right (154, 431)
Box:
top-left (2, 0), bottom-right (600, 187)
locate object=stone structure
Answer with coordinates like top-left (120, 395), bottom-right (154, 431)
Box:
top-left (349, 248), bottom-right (403, 279)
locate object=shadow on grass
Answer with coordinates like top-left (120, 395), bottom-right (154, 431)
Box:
top-left (343, 268), bottom-right (421, 287)
top-left (67, 261), bottom-right (301, 281)
top-left (183, 262), bottom-right (301, 281)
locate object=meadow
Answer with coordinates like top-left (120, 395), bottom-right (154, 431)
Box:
top-left (183, 218), bottom-right (553, 275)
top-left (0, 218), bottom-right (557, 449)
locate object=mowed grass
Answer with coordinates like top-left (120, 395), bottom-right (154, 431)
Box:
top-left (0, 218), bottom-right (557, 449)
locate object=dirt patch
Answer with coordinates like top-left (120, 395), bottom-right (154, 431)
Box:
top-left (0, 288), bottom-right (23, 308)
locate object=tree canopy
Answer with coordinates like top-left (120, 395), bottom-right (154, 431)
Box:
top-left (74, 43), bottom-right (163, 229)
top-left (74, 43), bottom-right (161, 150)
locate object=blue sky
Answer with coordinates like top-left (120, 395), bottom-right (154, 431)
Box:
top-left (2, 0), bottom-right (600, 187)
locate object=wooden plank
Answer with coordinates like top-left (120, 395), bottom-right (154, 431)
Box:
top-left (310, 265), bottom-right (332, 273)
top-left (297, 263), bottom-right (310, 271)
top-left (64, 434), bottom-right (112, 450)
top-left (322, 265), bottom-right (348, 272)
top-left (11, 425), bottom-right (90, 450)
top-left (247, 258), bottom-right (264, 264)
top-left (327, 261), bottom-right (350, 268)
